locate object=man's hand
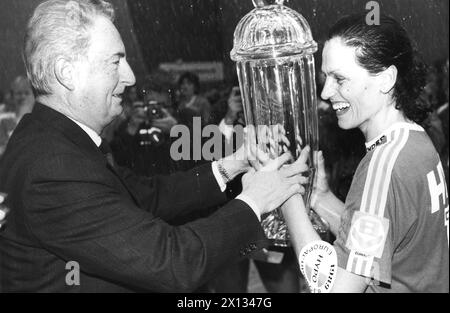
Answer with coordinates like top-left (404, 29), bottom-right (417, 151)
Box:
top-left (240, 147), bottom-right (310, 216)
top-left (0, 193), bottom-right (10, 230)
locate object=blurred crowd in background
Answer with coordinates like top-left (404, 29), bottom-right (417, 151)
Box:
top-left (0, 56), bottom-right (448, 292)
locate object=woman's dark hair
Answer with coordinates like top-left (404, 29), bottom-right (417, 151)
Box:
top-left (177, 72), bottom-right (200, 95)
top-left (328, 13), bottom-right (430, 123)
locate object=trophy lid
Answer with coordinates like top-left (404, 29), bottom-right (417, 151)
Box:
top-left (231, 0), bottom-right (317, 61)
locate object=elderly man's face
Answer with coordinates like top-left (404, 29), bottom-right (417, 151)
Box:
top-left (73, 16), bottom-right (135, 133)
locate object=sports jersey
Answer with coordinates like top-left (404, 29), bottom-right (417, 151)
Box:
top-left (334, 122), bottom-right (449, 292)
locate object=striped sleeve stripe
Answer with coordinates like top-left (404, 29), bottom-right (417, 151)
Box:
top-left (346, 251), bottom-right (358, 273)
top-left (374, 128), bottom-right (410, 217)
top-left (363, 257), bottom-right (373, 277)
top-left (369, 128), bottom-right (407, 216)
top-left (360, 128), bottom-right (409, 217)
top-left (359, 129), bottom-right (398, 215)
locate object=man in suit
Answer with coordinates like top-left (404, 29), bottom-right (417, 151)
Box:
top-left (0, 0), bottom-right (307, 292)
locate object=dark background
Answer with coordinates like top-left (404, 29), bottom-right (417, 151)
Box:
top-left (0, 0), bottom-right (448, 89)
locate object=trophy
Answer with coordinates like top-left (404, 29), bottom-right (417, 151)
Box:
top-left (231, 0), bottom-right (329, 246)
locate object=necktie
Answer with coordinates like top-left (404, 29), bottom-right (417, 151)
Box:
top-left (98, 140), bottom-right (140, 206)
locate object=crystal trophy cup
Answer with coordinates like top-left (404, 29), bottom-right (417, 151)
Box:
top-left (231, 0), bottom-right (328, 246)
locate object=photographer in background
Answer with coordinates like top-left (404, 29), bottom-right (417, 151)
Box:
top-left (110, 71), bottom-right (178, 176)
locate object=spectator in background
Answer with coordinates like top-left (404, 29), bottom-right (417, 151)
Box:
top-left (424, 65), bottom-right (441, 108)
top-left (143, 70), bottom-right (178, 134)
top-left (207, 78), bottom-right (244, 126)
top-left (422, 65), bottom-right (446, 159)
top-left (0, 91), bottom-right (12, 113)
top-left (110, 70), bottom-right (178, 176)
top-left (209, 77), bottom-right (246, 127)
top-left (176, 72), bottom-right (212, 125)
top-left (0, 76), bottom-right (35, 157)
top-left (9, 76), bottom-right (35, 121)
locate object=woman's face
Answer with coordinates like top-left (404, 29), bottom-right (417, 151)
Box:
top-left (321, 37), bottom-right (386, 135)
top-left (180, 78), bottom-right (195, 99)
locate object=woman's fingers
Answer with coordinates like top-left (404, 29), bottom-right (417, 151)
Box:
top-left (281, 146), bottom-right (311, 177)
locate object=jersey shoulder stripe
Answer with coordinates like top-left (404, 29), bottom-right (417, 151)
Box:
top-left (360, 127), bottom-right (410, 217)
top-left (346, 126), bottom-right (411, 278)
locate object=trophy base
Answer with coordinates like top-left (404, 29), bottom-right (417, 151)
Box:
top-left (263, 209), bottom-right (331, 247)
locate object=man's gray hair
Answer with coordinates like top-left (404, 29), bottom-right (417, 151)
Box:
top-left (24, 0), bottom-right (115, 96)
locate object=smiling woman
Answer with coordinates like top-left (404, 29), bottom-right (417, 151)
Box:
top-left (320, 15), bottom-right (430, 140)
top-left (282, 13), bottom-right (449, 293)
top-left (323, 13), bottom-right (430, 136)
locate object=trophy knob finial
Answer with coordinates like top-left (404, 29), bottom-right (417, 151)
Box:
top-left (252, 0), bottom-right (285, 8)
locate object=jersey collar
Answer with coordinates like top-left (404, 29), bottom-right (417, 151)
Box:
top-left (365, 122), bottom-right (424, 152)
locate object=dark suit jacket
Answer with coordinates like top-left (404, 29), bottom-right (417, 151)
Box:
top-left (0, 103), bottom-right (268, 293)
